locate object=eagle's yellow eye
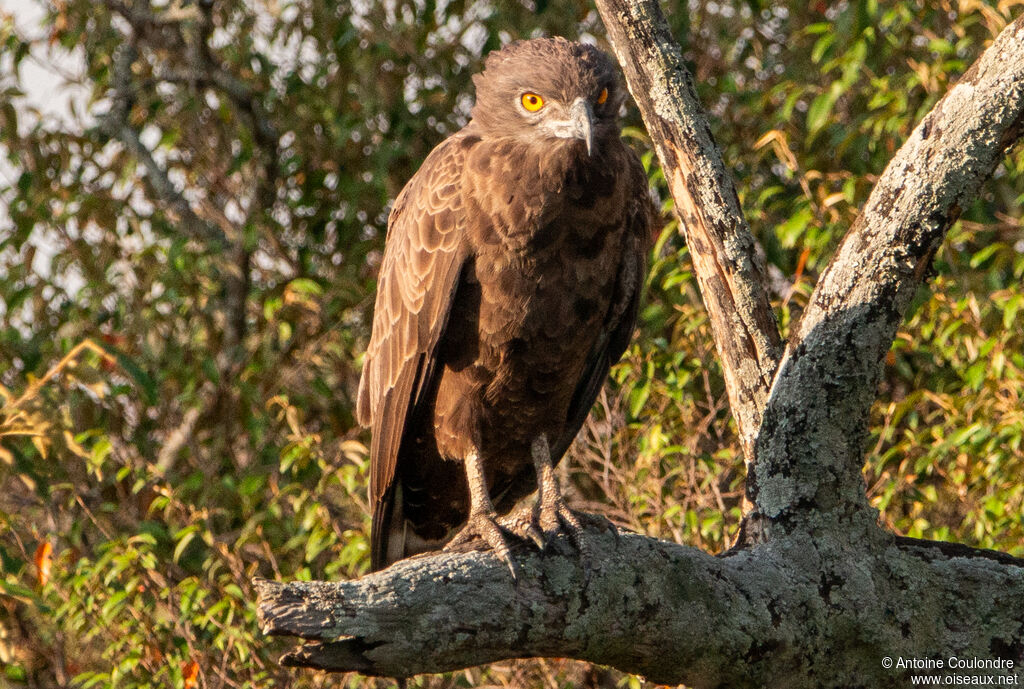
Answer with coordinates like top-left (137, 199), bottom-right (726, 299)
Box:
top-left (597, 87), bottom-right (609, 105)
top-left (521, 92), bottom-right (545, 112)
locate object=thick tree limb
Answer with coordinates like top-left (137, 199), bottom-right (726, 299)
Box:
top-left (258, 528), bottom-right (1024, 686)
top-left (595, 0), bottom-right (783, 461)
top-left (751, 15), bottom-right (1024, 526)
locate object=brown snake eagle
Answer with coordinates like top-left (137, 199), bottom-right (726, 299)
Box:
top-left (357, 37), bottom-right (654, 573)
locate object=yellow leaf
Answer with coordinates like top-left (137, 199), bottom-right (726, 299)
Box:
top-left (753, 129), bottom-right (781, 150)
top-left (31, 435), bottom-right (48, 460)
top-left (340, 440), bottom-right (369, 463)
top-left (822, 192), bottom-right (846, 208)
top-left (63, 431), bottom-right (91, 459)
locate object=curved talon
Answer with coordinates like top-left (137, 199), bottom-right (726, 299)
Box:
top-left (444, 511), bottom-right (519, 580)
top-left (498, 512), bottom-right (545, 549)
top-left (576, 511), bottom-right (621, 542)
top-left (449, 448), bottom-right (523, 579)
top-left (530, 434), bottom-right (595, 564)
top-left (539, 499), bottom-right (590, 559)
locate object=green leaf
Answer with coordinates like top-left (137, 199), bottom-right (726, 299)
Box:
top-left (807, 84), bottom-right (842, 136)
top-left (968, 242), bottom-right (1004, 268)
top-left (1002, 295), bottom-right (1022, 330)
top-left (173, 526), bottom-right (199, 563)
top-left (776, 207), bottom-right (814, 248)
top-left (811, 33), bottom-right (835, 64)
top-left (963, 361), bottom-right (988, 391)
top-left (286, 277), bottom-right (323, 295)
top-left (5, 665), bottom-right (28, 681)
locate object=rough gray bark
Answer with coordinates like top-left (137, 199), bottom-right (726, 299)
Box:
top-left (595, 0), bottom-right (783, 463)
top-left (257, 11), bottom-right (1024, 688)
top-left (750, 15), bottom-right (1024, 529)
top-left (257, 530), bottom-right (1024, 686)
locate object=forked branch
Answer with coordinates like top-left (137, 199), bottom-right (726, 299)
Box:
top-left (751, 14), bottom-right (1024, 525)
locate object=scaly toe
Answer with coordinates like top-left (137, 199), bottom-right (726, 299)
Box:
top-left (537, 502), bottom-right (600, 576)
top-left (538, 500), bottom-right (584, 548)
top-left (444, 512), bottom-right (520, 580)
top-left (498, 511), bottom-right (545, 549)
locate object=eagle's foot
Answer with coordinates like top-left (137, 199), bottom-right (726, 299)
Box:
top-left (536, 490), bottom-right (588, 554)
top-left (531, 434), bottom-right (592, 563)
top-left (444, 510), bottom-right (520, 580)
top-left (535, 495), bottom-right (600, 583)
top-left (496, 510), bottom-right (545, 549)
top-left (575, 510), bottom-right (620, 537)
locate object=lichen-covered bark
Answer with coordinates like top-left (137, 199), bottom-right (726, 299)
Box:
top-left (751, 15), bottom-right (1024, 527)
top-left (257, 10), bottom-right (1024, 688)
top-left (594, 0), bottom-right (783, 463)
top-left (258, 528), bottom-right (1024, 686)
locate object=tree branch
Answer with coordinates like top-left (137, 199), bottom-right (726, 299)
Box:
top-left (595, 0), bottom-right (783, 462)
top-left (97, 44), bottom-right (227, 248)
top-left (97, 27), bottom-right (259, 450)
top-left (750, 15), bottom-right (1024, 526)
top-left (258, 528), bottom-right (1024, 686)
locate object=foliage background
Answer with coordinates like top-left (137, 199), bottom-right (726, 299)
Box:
top-left (1, 0), bottom-right (1022, 687)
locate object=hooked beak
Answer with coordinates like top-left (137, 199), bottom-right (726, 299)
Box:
top-left (569, 97), bottom-right (595, 156)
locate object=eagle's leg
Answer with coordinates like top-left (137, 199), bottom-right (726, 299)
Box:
top-left (531, 434), bottom-right (587, 555)
top-left (444, 448), bottom-right (519, 578)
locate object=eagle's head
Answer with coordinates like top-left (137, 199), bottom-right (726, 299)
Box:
top-left (469, 37), bottom-right (624, 156)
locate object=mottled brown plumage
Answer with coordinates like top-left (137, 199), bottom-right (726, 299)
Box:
top-left (357, 37), bottom-right (653, 571)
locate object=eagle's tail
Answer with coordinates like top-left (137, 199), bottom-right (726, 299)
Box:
top-left (370, 482), bottom-right (453, 570)
top-left (370, 484), bottom-right (403, 571)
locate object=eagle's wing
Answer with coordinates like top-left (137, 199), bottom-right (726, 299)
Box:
top-left (552, 153), bottom-right (653, 461)
top-left (356, 136), bottom-right (468, 567)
